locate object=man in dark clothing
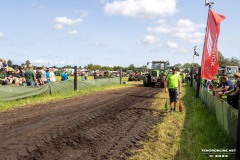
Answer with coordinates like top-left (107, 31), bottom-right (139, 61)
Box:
top-left (228, 73), bottom-right (240, 109)
top-left (216, 76), bottom-right (234, 106)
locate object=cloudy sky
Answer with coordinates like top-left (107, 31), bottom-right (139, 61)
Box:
top-left (0, 0), bottom-right (239, 67)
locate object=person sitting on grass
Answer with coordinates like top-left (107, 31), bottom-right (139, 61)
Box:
top-left (165, 67), bottom-right (181, 112)
top-left (12, 69), bottom-right (21, 86)
top-left (0, 70), bottom-right (9, 85)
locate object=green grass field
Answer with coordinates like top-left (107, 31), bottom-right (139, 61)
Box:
top-left (129, 84), bottom-right (235, 160)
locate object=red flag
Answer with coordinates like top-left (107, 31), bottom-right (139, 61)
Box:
top-left (201, 9), bottom-right (225, 80)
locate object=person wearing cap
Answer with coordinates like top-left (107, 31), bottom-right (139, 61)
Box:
top-left (165, 67), bottom-right (181, 112)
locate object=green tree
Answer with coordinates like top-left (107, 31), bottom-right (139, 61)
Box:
top-left (191, 63), bottom-right (200, 68)
top-left (141, 65), bottom-right (148, 72)
top-left (127, 64), bottom-right (136, 71)
top-left (174, 63), bottom-right (182, 71)
top-left (86, 63), bottom-right (94, 70)
top-left (25, 60), bottom-right (31, 67)
top-left (93, 65), bottom-right (101, 70)
top-left (218, 51), bottom-right (225, 66)
top-left (101, 66), bottom-right (113, 71)
top-left (181, 63), bottom-right (191, 72)
top-left (113, 66), bottom-right (123, 71)
top-left (7, 59), bottom-right (13, 67)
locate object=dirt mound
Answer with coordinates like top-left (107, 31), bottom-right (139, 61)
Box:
top-left (0, 86), bottom-right (164, 159)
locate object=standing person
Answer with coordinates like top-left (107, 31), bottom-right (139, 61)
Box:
top-left (45, 68), bottom-right (50, 84)
top-left (165, 67), bottom-right (181, 112)
top-left (228, 73), bottom-right (240, 109)
top-left (61, 69), bottom-right (69, 81)
top-left (2, 59), bottom-right (8, 72)
top-left (25, 64), bottom-right (39, 87)
top-left (39, 65), bottom-right (47, 84)
top-left (49, 68), bottom-right (56, 82)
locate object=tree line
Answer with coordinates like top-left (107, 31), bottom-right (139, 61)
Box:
top-left (5, 51), bottom-right (239, 72)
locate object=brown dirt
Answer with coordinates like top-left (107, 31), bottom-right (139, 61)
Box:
top-left (0, 85), bottom-right (164, 160)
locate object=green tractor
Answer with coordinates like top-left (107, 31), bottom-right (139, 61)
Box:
top-left (143, 61), bottom-right (170, 87)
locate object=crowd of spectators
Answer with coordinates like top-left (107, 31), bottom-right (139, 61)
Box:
top-left (214, 73), bottom-right (240, 109)
top-left (0, 59), bottom-right (56, 87)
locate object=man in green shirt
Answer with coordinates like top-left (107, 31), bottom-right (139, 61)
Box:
top-left (25, 64), bottom-right (39, 87)
top-left (165, 67), bottom-right (181, 112)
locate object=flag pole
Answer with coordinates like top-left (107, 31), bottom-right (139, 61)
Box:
top-left (191, 46), bottom-right (197, 87)
top-left (196, 1), bottom-right (212, 97)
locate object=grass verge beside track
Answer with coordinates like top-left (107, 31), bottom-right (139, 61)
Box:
top-left (129, 84), bottom-right (235, 160)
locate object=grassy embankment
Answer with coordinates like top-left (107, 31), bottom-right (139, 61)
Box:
top-left (0, 76), bottom-right (137, 112)
top-left (130, 84), bottom-right (235, 160)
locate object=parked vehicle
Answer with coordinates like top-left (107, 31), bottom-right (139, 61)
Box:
top-left (143, 61), bottom-right (170, 87)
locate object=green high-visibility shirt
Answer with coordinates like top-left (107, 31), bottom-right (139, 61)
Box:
top-left (167, 73), bottom-right (181, 88)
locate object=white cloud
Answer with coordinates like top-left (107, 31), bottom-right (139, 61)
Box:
top-left (166, 41), bottom-right (178, 48)
top-left (0, 32), bottom-right (4, 39)
top-left (53, 24), bottom-right (64, 30)
top-left (155, 19), bottom-right (166, 24)
top-left (94, 41), bottom-right (106, 46)
top-left (55, 16), bottom-right (82, 26)
top-left (146, 19), bottom-right (205, 44)
top-left (104, 0), bottom-right (177, 18)
top-left (31, 3), bottom-right (47, 10)
top-left (174, 19), bottom-right (197, 33)
top-left (67, 30), bottom-right (79, 35)
top-left (30, 59), bottom-right (66, 66)
top-left (147, 25), bottom-right (171, 34)
top-left (142, 35), bottom-right (157, 44)
top-left (99, 0), bottom-right (106, 4)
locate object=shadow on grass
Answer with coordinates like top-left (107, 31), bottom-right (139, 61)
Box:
top-left (174, 84), bottom-right (235, 160)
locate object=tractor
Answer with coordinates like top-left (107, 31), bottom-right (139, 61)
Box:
top-left (218, 65), bottom-right (239, 79)
top-left (143, 61), bottom-right (170, 87)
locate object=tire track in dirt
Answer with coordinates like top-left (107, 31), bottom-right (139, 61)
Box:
top-left (0, 85), bottom-right (164, 160)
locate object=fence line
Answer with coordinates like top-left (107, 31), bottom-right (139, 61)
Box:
top-left (193, 80), bottom-right (238, 141)
top-left (0, 77), bottom-right (120, 102)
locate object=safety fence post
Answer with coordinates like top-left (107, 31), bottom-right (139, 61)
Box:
top-left (74, 66), bottom-right (77, 91)
top-left (120, 70), bottom-right (122, 84)
top-left (235, 94), bottom-right (240, 160)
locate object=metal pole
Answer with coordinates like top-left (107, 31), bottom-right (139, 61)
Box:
top-left (119, 70), bottom-right (122, 84)
top-left (196, 67), bottom-right (201, 97)
top-left (74, 66), bottom-right (77, 91)
top-left (190, 67), bottom-right (193, 87)
top-left (236, 94), bottom-right (240, 160)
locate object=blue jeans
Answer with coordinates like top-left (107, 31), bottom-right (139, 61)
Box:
top-left (27, 81), bottom-right (36, 87)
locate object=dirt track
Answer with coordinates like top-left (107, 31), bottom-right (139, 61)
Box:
top-left (0, 85), bottom-right (164, 160)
